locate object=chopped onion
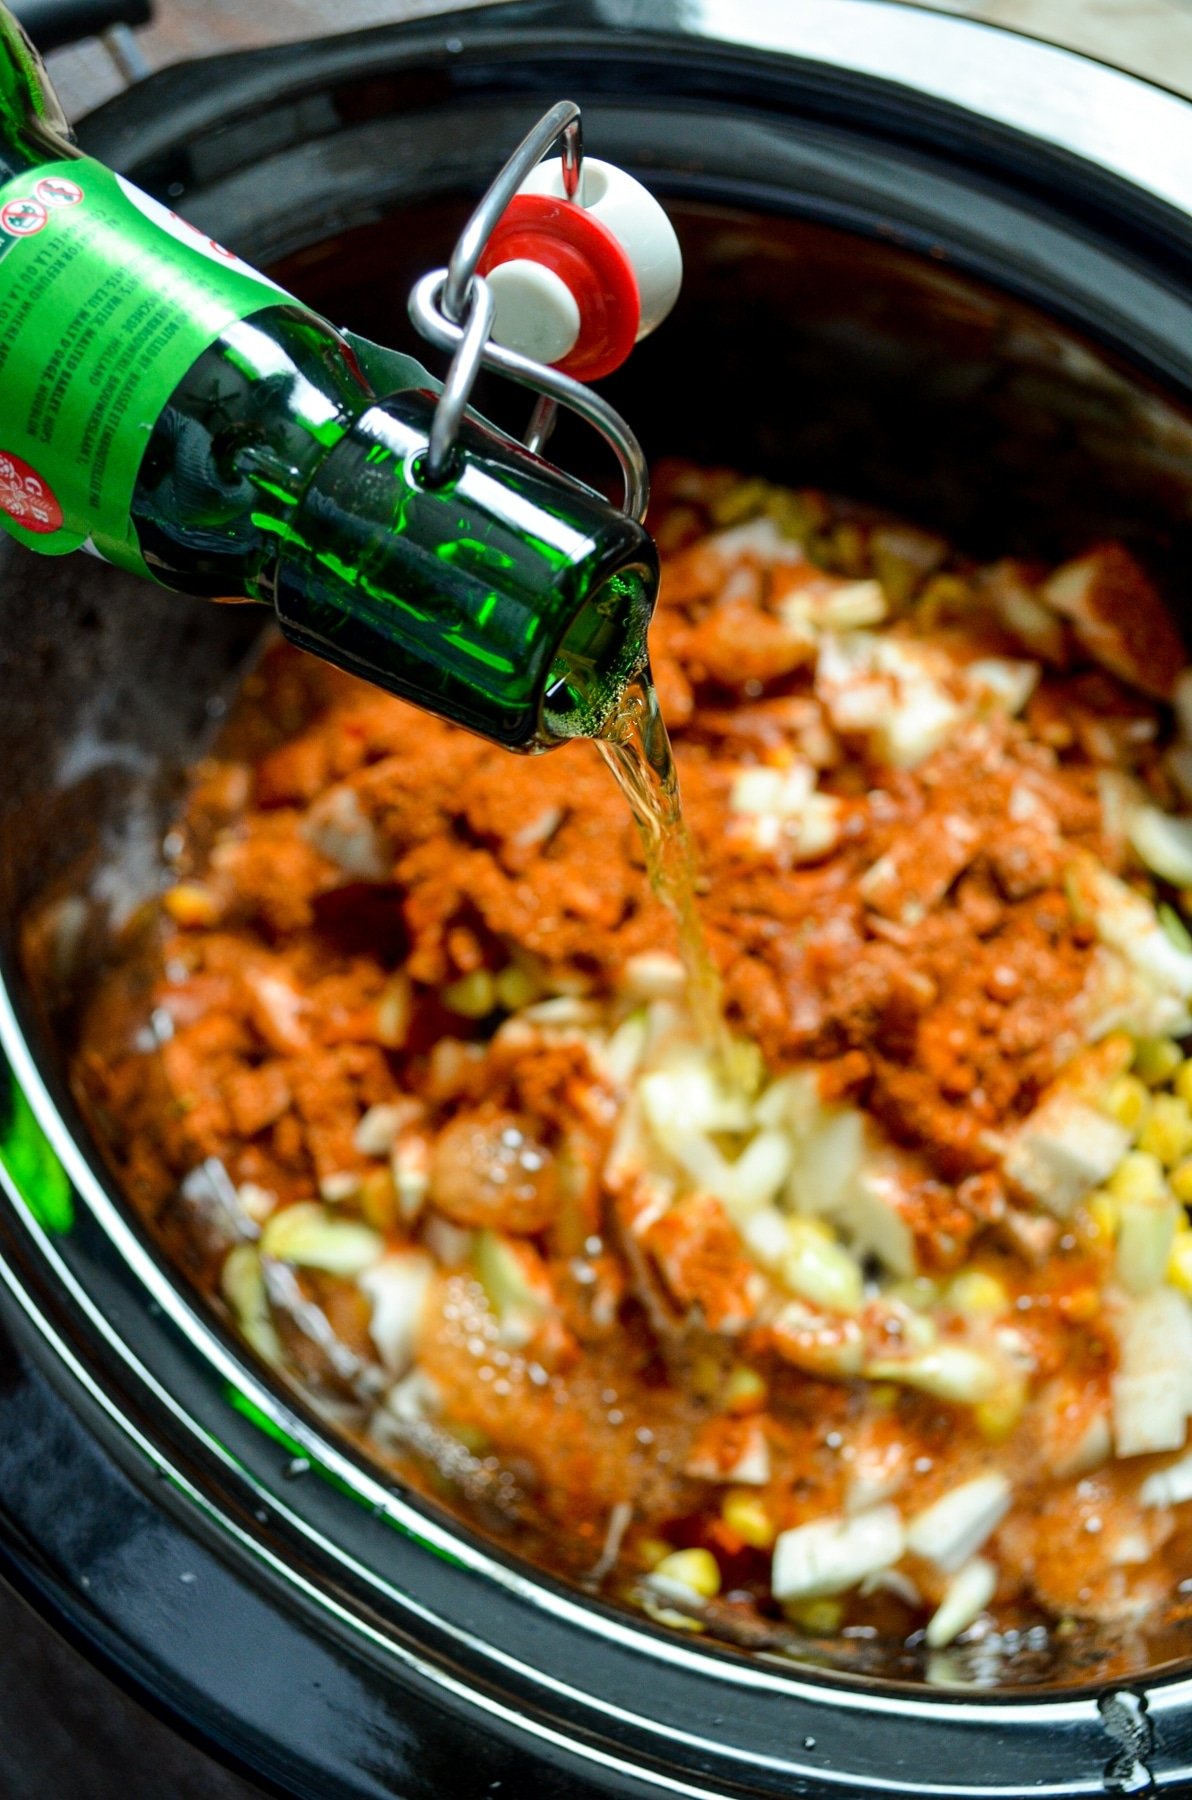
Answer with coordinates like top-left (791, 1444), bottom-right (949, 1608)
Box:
top-left (787, 1107), bottom-right (865, 1219)
top-left (600, 1010), bottom-right (650, 1086)
top-left (1002, 1092), bottom-right (1130, 1217)
top-left (260, 1202), bottom-right (384, 1277)
top-left (301, 783), bottom-right (387, 878)
top-left (1112, 1286), bottom-right (1192, 1457)
top-left (472, 1230), bottom-right (556, 1347)
top-left (865, 1344), bottom-right (1002, 1406)
top-left (729, 762), bottom-right (814, 818)
top-left (1129, 806), bottom-right (1192, 887)
top-left (740, 1206), bottom-right (790, 1269)
top-left (873, 677), bottom-right (961, 770)
top-left (359, 1251), bottom-right (434, 1374)
top-left (720, 1129), bottom-right (794, 1215)
top-left (622, 951), bottom-right (686, 1001)
top-left (772, 1506), bottom-right (904, 1601)
top-left (221, 1244), bottom-right (282, 1364)
top-left (925, 1558), bottom-right (997, 1649)
top-left (905, 1473), bottom-right (1011, 1573)
top-left (781, 1220), bottom-right (863, 1314)
top-left (354, 1103), bottom-right (406, 1158)
top-left (1140, 1451), bottom-right (1192, 1508)
top-left (965, 658), bottom-right (1040, 715)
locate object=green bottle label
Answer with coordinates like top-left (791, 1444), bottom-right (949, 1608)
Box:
top-left (0, 155), bottom-right (296, 573)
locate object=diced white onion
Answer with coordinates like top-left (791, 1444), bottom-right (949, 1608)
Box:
top-left (771, 1505), bottom-right (905, 1601)
top-left (1112, 1286), bottom-right (1192, 1457)
top-left (1129, 806), bottom-right (1192, 887)
top-left (965, 658), bottom-right (1040, 715)
top-left (925, 1558), bottom-right (997, 1649)
top-left (259, 1202), bottom-right (384, 1277)
top-left (1140, 1451), bottom-right (1192, 1508)
top-left (740, 1206), bottom-right (790, 1269)
top-left (874, 678), bottom-right (961, 769)
top-left (301, 784), bottom-right (387, 878)
top-left (1002, 1092), bottom-right (1130, 1217)
top-left (730, 762), bottom-right (814, 818)
top-left (622, 952), bottom-right (686, 1001)
top-left (354, 1103), bottom-right (407, 1157)
top-left (359, 1252), bottom-right (434, 1374)
top-left (905, 1473), bottom-right (1012, 1573)
top-left (221, 1243), bottom-right (282, 1364)
top-left (781, 1222), bottom-right (863, 1313)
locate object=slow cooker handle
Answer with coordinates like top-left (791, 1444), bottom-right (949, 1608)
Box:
top-left (10, 0), bottom-right (150, 52)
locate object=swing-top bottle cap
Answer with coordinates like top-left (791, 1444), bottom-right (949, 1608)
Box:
top-left (477, 157), bottom-right (682, 380)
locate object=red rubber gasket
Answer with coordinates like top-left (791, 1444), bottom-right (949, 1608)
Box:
top-left (476, 191), bottom-right (641, 382)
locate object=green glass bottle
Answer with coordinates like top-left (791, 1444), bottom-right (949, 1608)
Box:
top-left (0, 8), bottom-right (657, 749)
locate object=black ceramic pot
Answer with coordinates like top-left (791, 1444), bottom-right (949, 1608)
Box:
top-left (4, 4), bottom-right (1192, 1795)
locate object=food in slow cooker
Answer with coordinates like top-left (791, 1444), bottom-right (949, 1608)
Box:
top-left (73, 462), bottom-right (1192, 1683)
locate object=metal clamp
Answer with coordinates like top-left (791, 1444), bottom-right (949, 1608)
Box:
top-left (407, 100), bottom-right (650, 523)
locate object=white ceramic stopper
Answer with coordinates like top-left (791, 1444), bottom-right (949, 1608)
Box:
top-left (516, 155), bottom-right (683, 340)
top-left (486, 257), bottom-right (582, 363)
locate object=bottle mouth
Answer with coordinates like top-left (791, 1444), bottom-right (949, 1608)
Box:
top-left (540, 559), bottom-right (656, 742)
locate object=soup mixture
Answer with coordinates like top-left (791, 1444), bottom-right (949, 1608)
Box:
top-left (72, 463), bottom-right (1192, 1683)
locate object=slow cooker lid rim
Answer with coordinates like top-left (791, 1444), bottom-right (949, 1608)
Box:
top-left (74, 0), bottom-right (1192, 266)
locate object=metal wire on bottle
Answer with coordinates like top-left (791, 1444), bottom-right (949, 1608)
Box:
top-left (408, 100), bottom-right (650, 523)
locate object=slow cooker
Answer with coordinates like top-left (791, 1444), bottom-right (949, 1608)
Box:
top-left (5, 1), bottom-right (1192, 1793)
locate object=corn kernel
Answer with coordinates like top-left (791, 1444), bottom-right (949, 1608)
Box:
top-left (1108, 1149), bottom-right (1168, 1206)
top-left (442, 969), bottom-right (496, 1018)
top-left (161, 882), bottom-right (222, 928)
top-left (974, 1375), bottom-right (1026, 1443)
top-left (722, 1364), bottom-right (767, 1414)
top-left (691, 1351), bottom-right (724, 1401)
top-left (654, 1548), bottom-right (721, 1599)
top-left (1175, 1060), bottom-right (1192, 1109)
top-left (1133, 1037), bottom-right (1183, 1087)
top-left (868, 1383), bottom-right (899, 1410)
top-left (639, 1537), bottom-right (673, 1570)
top-left (722, 1490), bottom-right (776, 1550)
top-left (494, 964), bottom-right (539, 1012)
top-left (360, 1166), bottom-right (398, 1231)
top-left (1137, 1093), bottom-right (1192, 1168)
top-left (1102, 1074), bottom-right (1151, 1134)
top-left (1169, 1229), bottom-right (1192, 1295)
top-left (1085, 1191), bottom-right (1120, 1242)
top-left (1171, 1159), bottom-right (1192, 1205)
top-left (946, 1271), bottom-right (1007, 1316)
top-left (784, 1597), bottom-right (844, 1634)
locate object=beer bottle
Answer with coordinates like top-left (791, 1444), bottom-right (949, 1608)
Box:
top-left (0, 8), bottom-right (657, 748)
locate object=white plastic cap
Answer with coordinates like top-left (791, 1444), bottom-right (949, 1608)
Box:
top-left (516, 155), bottom-right (683, 340)
top-left (486, 257), bottom-right (581, 364)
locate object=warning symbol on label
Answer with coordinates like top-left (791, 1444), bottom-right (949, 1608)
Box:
top-left (0, 198), bottom-right (47, 237)
top-left (0, 452), bottom-right (63, 533)
top-left (35, 175), bottom-right (83, 208)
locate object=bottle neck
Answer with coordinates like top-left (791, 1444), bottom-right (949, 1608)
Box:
top-left (271, 387), bottom-right (657, 750)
